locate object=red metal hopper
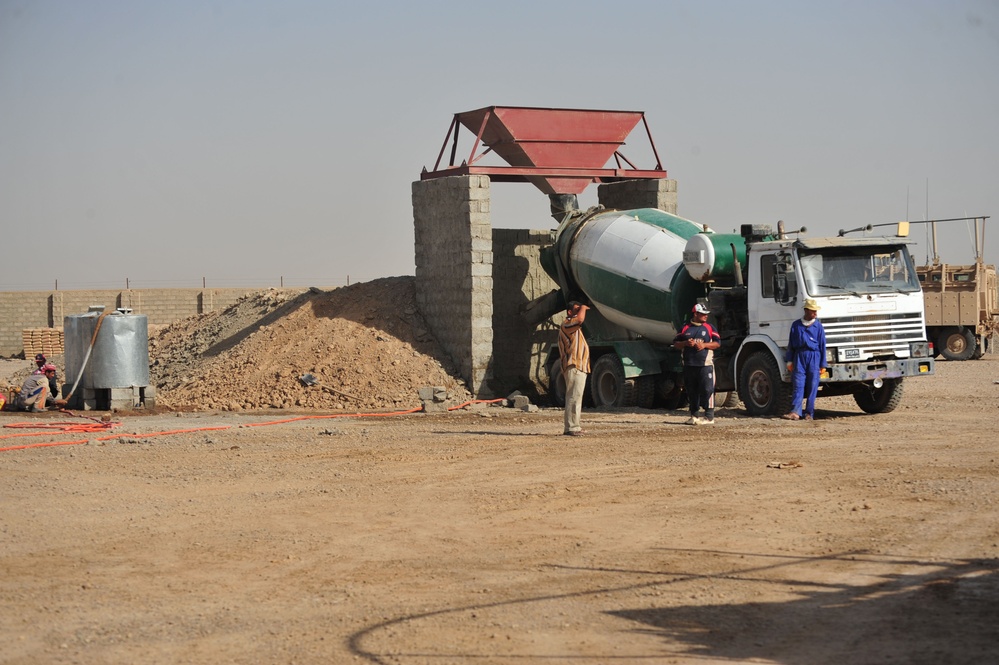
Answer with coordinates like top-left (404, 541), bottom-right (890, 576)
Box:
top-left (422, 106), bottom-right (666, 195)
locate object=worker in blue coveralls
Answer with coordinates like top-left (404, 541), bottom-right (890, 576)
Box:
top-left (782, 298), bottom-right (827, 421)
top-left (673, 303), bottom-right (721, 425)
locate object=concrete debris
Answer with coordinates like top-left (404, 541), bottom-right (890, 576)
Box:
top-left (767, 461), bottom-right (803, 469)
top-left (511, 395), bottom-right (531, 410)
top-left (420, 385), bottom-right (451, 413)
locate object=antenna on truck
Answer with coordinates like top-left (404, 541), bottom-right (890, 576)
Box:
top-left (837, 224), bottom-right (874, 237)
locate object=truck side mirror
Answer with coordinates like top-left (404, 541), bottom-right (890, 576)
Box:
top-left (773, 255), bottom-right (798, 305)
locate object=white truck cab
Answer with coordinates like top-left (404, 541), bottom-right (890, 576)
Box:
top-left (734, 235), bottom-right (934, 415)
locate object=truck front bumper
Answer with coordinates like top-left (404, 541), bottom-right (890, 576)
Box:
top-left (826, 357), bottom-right (935, 382)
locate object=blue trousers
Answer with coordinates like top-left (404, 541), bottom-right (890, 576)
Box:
top-left (790, 350), bottom-right (822, 417)
top-left (684, 365), bottom-right (715, 418)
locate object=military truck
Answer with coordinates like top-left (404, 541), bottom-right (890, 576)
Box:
top-left (915, 216), bottom-right (997, 360)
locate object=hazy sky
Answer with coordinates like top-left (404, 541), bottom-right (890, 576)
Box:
top-left (2, 0), bottom-right (997, 291)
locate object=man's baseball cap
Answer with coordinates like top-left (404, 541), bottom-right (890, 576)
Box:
top-left (34, 353), bottom-right (46, 362)
top-left (693, 303), bottom-right (710, 315)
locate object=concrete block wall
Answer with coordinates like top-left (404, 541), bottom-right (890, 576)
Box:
top-left (0, 288), bottom-right (297, 357)
top-left (413, 176), bottom-right (680, 399)
top-left (491, 229), bottom-right (560, 397)
top-left (412, 175), bottom-right (494, 396)
top-left (597, 178), bottom-right (678, 214)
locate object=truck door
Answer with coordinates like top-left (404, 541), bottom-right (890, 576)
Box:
top-left (750, 252), bottom-right (797, 343)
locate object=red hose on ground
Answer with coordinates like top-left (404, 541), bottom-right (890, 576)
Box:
top-left (1, 398), bottom-right (509, 453)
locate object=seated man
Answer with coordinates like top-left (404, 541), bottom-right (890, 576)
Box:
top-left (32, 354), bottom-right (61, 406)
top-left (14, 364), bottom-right (57, 412)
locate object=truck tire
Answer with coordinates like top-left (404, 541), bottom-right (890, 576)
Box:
top-left (546, 359), bottom-right (566, 408)
top-left (738, 351), bottom-right (793, 417)
top-left (938, 327), bottom-right (977, 361)
top-left (635, 375), bottom-right (656, 409)
top-left (656, 373), bottom-right (685, 409)
top-left (853, 378), bottom-right (904, 414)
top-left (590, 354), bottom-right (636, 408)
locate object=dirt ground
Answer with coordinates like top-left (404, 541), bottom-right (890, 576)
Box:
top-left (2, 348), bottom-right (997, 665)
top-left (2, 280), bottom-right (997, 664)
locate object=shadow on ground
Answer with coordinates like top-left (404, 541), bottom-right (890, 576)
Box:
top-left (348, 548), bottom-right (999, 665)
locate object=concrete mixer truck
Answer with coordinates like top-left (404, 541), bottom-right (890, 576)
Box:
top-left (536, 206), bottom-right (935, 416)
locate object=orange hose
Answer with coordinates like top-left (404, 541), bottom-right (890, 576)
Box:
top-left (2, 398), bottom-right (510, 452)
top-left (0, 439), bottom-right (89, 452)
top-left (95, 426), bottom-right (232, 441)
top-left (242, 407), bottom-right (423, 427)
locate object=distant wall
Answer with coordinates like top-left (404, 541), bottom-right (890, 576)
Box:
top-left (0, 288), bottom-right (305, 357)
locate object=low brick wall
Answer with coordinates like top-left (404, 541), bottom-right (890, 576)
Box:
top-left (0, 288), bottom-right (309, 357)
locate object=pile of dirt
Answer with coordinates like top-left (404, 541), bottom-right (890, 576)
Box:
top-left (149, 277), bottom-right (472, 411)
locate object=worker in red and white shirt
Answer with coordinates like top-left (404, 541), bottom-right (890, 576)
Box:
top-left (673, 303), bottom-right (721, 425)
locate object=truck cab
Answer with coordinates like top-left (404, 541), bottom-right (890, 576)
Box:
top-left (729, 235), bottom-right (935, 415)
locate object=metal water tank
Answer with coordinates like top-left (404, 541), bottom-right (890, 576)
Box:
top-left (64, 310), bottom-right (152, 410)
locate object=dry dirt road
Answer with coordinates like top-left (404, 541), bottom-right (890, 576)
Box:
top-left (2, 357), bottom-right (998, 665)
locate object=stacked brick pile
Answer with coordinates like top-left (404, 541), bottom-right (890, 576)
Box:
top-left (22, 328), bottom-right (64, 359)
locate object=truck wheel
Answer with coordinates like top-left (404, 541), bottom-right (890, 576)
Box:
top-left (738, 351), bottom-right (793, 417)
top-left (656, 374), bottom-right (685, 409)
top-left (853, 378), bottom-right (904, 414)
top-left (546, 360), bottom-right (566, 408)
top-left (635, 375), bottom-right (656, 409)
top-left (590, 354), bottom-right (636, 408)
top-left (938, 327), bottom-right (977, 361)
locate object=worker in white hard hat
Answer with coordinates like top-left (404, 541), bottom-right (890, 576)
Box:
top-left (673, 303), bottom-right (721, 425)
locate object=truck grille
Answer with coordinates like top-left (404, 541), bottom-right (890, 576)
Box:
top-left (822, 312), bottom-right (925, 358)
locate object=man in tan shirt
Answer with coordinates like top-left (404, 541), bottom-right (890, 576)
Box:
top-left (558, 301), bottom-right (590, 436)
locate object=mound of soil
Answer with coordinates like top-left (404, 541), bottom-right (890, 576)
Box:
top-left (149, 277), bottom-right (471, 411)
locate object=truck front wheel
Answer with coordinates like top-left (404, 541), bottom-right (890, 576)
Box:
top-left (738, 351), bottom-right (793, 417)
top-left (590, 354), bottom-right (636, 408)
top-left (853, 378), bottom-right (904, 414)
top-left (938, 327), bottom-right (977, 361)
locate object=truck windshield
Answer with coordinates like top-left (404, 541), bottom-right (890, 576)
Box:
top-left (799, 246), bottom-right (921, 296)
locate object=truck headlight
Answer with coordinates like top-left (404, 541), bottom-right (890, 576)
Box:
top-left (909, 341), bottom-right (932, 358)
